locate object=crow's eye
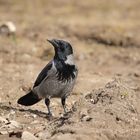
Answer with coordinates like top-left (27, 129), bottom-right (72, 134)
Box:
top-left (60, 46), bottom-right (65, 52)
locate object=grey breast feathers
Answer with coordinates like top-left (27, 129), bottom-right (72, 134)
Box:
top-left (33, 61), bottom-right (77, 99)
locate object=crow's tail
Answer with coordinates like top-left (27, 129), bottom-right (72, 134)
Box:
top-left (17, 90), bottom-right (41, 106)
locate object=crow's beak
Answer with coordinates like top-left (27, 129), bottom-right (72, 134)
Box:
top-left (47, 39), bottom-right (59, 48)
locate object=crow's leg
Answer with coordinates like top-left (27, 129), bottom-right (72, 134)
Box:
top-left (45, 98), bottom-right (52, 116)
top-left (61, 97), bottom-right (67, 114)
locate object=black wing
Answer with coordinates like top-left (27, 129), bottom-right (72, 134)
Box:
top-left (33, 61), bottom-right (52, 88)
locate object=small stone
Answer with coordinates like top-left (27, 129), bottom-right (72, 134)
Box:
top-left (31, 120), bottom-right (39, 124)
top-left (0, 21), bottom-right (16, 35)
top-left (0, 130), bottom-right (8, 135)
top-left (10, 110), bottom-right (15, 115)
top-left (121, 95), bottom-right (125, 99)
top-left (24, 114), bottom-right (30, 118)
top-left (31, 114), bottom-right (37, 118)
top-left (90, 99), bottom-right (95, 103)
top-left (35, 131), bottom-right (51, 139)
top-left (7, 120), bottom-right (22, 129)
top-left (81, 115), bottom-right (92, 122)
top-left (80, 113), bottom-right (92, 122)
top-left (0, 116), bottom-right (8, 123)
top-left (27, 126), bottom-right (31, 130)
top-left (22, 131), bottom-right (39, 140)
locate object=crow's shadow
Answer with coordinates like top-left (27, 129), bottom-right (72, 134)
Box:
top-left (0, 103), bottom-right (50, 119)
top-left (0, 103), bottom-right (73, 122)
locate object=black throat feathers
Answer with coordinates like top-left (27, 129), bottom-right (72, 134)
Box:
top-left (55, 60), bottom-right (77, 82)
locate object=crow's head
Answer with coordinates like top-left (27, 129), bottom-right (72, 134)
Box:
top-left (48, 39), bottom-right (74, 65)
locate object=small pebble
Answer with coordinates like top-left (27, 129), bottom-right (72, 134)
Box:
top-left (22, 131), bottom-right (39, 140)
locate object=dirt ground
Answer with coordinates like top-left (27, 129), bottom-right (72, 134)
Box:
top-left (0, 0), bottom-right (140, 140)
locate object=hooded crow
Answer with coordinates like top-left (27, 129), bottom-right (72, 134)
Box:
top-left (17, 39), bottom-right (78, 115)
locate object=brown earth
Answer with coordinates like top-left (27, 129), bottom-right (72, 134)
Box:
top-left (0, 0), bottom-right (140, 140)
